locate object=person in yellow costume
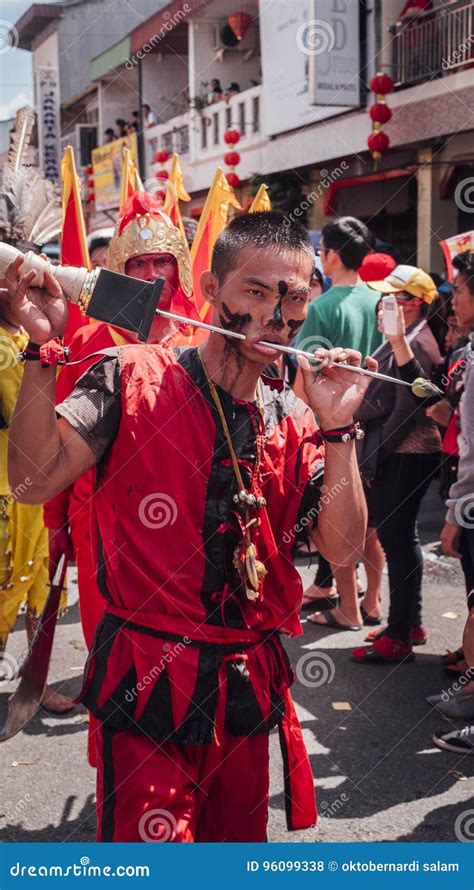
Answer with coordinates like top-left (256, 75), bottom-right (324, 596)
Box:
top-left (0, 106), bottom-right (73, 712)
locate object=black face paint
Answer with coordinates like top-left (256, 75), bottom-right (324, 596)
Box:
top-left (287, 318), bottom-right (304, 338)
top-left (272, 280), bottom-right (288, 330)
top-left (220, 301), bottom-right (252, 332)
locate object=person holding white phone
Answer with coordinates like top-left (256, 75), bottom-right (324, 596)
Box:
top-left (352, 266), bottom-right (443, 664)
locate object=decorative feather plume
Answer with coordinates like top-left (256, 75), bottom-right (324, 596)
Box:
top-left (0, 145), bottom-right (62, 249)
top-left (7, 106), bottom-right (36, 173)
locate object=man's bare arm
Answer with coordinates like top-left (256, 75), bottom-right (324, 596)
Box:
top-left (8, 361), bottom-right (96, 504)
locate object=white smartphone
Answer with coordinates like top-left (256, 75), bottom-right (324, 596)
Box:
top-left (381, 295), bottom-right (401, 336)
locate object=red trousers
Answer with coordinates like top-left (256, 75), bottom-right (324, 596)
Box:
top-left (96, 721), bottom-right (270, 842)
top-left (72, 525), bottom-right (105, 768)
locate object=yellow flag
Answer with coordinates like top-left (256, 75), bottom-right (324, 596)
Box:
top-left (119, 147), bottom-right (144, 213)
top-left (249, 183), bottom-right (272, 212)
top-left (164, 153), bottom-right (191, 238)
top-left (190, 167), bottom-right (242, 322)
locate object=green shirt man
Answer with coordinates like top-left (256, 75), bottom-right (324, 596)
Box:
top-left (296, 283), bottom-right (383, 359)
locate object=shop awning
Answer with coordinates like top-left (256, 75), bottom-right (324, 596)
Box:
top-left (324, 167), bottom-right (418, 215)
top-left (14, 3), bottom-right (62, 51)
top-left (90, 36), bottom-right (131, 81)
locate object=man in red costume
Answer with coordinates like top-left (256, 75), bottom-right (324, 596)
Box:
top-left (44, 193), bottom-right (195, 763)
top-left (7, 211), bottom-right (376, 842)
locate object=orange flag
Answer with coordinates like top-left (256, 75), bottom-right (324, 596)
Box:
top-left (164, 153), bottom-right (190, 239)
top-left (60, 146), bottom-right (91, 269)
top-left (119, 147), bottom-right (144, 214)
top-left (249, 183), bottom-right (272, 212)
top-left (190, 167), bottom-right (242, 323)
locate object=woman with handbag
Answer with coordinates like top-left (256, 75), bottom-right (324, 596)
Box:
top-left (352, 266), bottom-right (443, 664)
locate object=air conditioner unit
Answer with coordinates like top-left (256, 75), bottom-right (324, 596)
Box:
top-left (60, 124), bottom-right (98, 167)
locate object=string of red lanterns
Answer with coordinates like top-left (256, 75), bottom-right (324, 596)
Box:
top-left (154, 150), bottom-right (170, 202)
top-left (85, 164), bottom-right (95, 204)
top-left (367, 72), bottom-right (394, 165)
top-left (223, 129), bottom-right (241, 187)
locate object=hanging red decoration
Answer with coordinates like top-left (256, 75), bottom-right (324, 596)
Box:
top-left (154, 169), bottom-right (169, 180)
top-left (226, 172), bottom-right (241, 187)
top-left (369, 73), bottom-right (394, 95)
top-left (228, 12), bottom-right (252, 41)
top-left (368, 132), bottom-right (390, 153)
top-left (368, 72), bottom-right (393, 166)
top-left (369, 102), bottom-right (392, 124)
top-left (154, 150), bottom-right (170, 164)
top-left (224, 129), bottom-right (241, 145)
top-left (224, 151), bottom-right (241, 166)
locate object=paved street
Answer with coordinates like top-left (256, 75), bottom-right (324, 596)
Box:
top-left (0, 485), bottom-right (472, 844)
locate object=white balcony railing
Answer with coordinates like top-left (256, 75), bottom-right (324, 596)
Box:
top-left (391, 0), bottom-right (474, 87)
top-left (144, 85), bottom-right (262, 185)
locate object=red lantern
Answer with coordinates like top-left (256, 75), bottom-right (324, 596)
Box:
top-left (369, 102), bottom-right (392, 124)
top-left (154, 150), bottom-right (170, 164)
top-left (368, 131), bottom-right (390, 153)
top-left (226, 172), bottom-right (241, 187)
top-left (155, 169), bottom-right (169, 180)
top-left (224, 151), bottom-right (241, 166)
top-left (369, 73), bottom-right (394, 96)
top-left (228, 12), bottom-right (252, 41)
top-left (224, 129), bottom-right (241, 145)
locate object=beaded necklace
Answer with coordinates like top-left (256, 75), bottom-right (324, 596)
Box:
top-left (199, 349), bottom-right (268, 601)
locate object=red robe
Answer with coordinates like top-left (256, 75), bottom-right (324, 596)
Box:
top-left (57, 344), bottom-right (325, 840)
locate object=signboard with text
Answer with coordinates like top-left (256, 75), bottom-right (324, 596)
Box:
top-left (308, 0), bottom-right (361, 107)
top-left (35, 66), bottom-right (61, 182)
top-left (260, 0), bottom-right (358, 137)
top-left (91, 132), bottom-right (138, 212)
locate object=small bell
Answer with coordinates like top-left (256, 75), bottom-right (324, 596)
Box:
top-left (256, 496), bottom-right (267, 509)
top-left (246, 493), bottom-right (257, 508)
top-left (238, 490), bottom-right (247, 502)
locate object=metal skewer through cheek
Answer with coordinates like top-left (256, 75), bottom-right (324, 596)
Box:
top-left (155, 309), bottom-right (442, 398)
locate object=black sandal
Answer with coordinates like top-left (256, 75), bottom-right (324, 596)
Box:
top-left (307, 609), bottom-right (362, 632)
top-left (361, 606), bottom-right (382, 627)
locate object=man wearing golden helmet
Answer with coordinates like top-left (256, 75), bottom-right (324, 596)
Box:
top-left (43, 190), bottom-right (195, 763)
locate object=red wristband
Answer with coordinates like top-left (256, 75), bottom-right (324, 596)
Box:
top-left (39, 340), bottom-right (70, 367)
top-left (320, 422), bottom-right (365, 443)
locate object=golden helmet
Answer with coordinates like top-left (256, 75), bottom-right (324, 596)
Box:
top-left (106, 192), bottom-right (193, 297)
